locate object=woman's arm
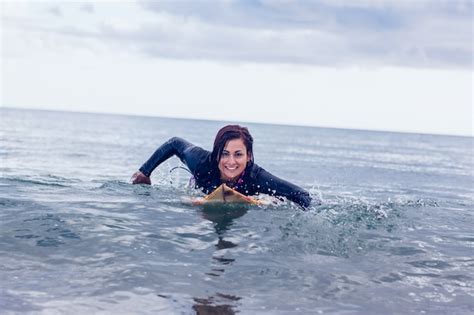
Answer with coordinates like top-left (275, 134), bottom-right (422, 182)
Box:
top-left (132, 137), bottom-right (206, 184)
top-left (256, 168), bottom-right (312, 209)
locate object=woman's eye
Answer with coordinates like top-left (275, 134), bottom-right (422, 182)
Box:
top-left (222, 152), bottom-right (229, 157)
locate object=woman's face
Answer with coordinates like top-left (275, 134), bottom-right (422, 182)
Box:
top-left (218, 138), bottom-right (251, 181)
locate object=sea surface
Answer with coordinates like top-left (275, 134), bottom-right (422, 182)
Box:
top-left (0, 108), bottom-right (473, 314)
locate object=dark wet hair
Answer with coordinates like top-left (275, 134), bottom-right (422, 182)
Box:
top-left (211, 125), bottom-right (254, 165)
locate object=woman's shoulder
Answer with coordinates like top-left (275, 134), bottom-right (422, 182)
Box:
top-left (245, 162), bottom-right (264, 180)
top-left (187, 143), bottom-right (211, 159)
top-left (169, 137), bottom-right (210, 156)
top-left (249, 164), bottom-right (297, 189)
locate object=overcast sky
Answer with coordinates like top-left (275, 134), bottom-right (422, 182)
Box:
top-left (2, 0), bottom-right (473, 136)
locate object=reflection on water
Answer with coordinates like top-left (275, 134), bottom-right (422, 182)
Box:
top-left (193, 293), bottom-right (241, 315)
top-left (193, 205), bottom-right (248, 314)
top-left (199, 204), bottom-right (248, 235)
top-left (215, 238), bottom-right (238, 250)
top-left (212, 256), bottom-right (235, 265)
top-left (200, 204), bottom-right (248, 250)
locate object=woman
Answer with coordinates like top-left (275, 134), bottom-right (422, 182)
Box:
top-left (131, 125), bottom-right (312, 208)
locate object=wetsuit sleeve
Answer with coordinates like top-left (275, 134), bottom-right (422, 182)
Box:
top-left (256, 168), bottom-right (312, 209)
top-left (138, 137), bottom-right (207, 177)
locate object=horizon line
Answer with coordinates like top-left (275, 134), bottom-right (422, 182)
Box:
top-left (2, 105), bottom-right (472, 139)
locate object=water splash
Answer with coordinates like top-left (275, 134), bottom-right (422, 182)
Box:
top-left (276, 195), bottom-right (438, 258)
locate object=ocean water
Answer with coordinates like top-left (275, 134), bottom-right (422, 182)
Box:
top-left (0, 107), bottom-right (473, 314)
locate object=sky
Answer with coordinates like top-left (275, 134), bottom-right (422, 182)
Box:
top-left (1, 0), bottom-right (473, 136)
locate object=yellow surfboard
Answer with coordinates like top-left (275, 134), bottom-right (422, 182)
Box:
top-left (193, 184), bottom-right (261, 205)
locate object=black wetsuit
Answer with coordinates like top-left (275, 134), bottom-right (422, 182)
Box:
top-left (139, 137), bottom-right (312, 208)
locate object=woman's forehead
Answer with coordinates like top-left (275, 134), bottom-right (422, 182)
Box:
top-left (224, 138), bottom-right (246, 151)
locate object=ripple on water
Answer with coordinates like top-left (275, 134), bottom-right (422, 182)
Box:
top-left (388, 246), bottom-right (426, 256)
top-left (15, 213), bottom-right (81, 247)
top-left (0, 198), bottom-right (30, 208)
top-left (407, 260), bottom-right (452, 270)
top-left (2, 174), bottom-right (79, 188)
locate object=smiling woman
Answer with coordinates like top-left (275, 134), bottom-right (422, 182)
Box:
top-left (131, 125), bottom-right (312, 208)
top-left (218, 138), bottom-right (250, 182)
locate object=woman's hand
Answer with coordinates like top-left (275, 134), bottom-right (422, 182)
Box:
top-left (131, 171), bottom-right (151, 185)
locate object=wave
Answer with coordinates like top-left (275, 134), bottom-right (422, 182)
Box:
top-left (93, 180), bottom-right (131, 191)
top-left (17, 213), bottom-right (81, 247)
top-left (1, 174), bottom-right (81, 188)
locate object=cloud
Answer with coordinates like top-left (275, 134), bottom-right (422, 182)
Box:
top-left (80, 3), bottom-right (94, 14)
top-left (47, 5), bottom-right (62, 17)
top-left (135, 0), bottom-right (472, 68)
top-left (3, 0), bottom-right (472, 69)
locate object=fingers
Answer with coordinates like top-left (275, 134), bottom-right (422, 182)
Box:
top-left (131, 171), bottom-right (151, 185)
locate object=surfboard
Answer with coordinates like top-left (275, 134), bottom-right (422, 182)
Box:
top-left (193, 184), bottom-right (261, 205)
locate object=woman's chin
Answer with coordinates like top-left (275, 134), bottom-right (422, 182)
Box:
top-left (222, 171), bottom-right (242, 182)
